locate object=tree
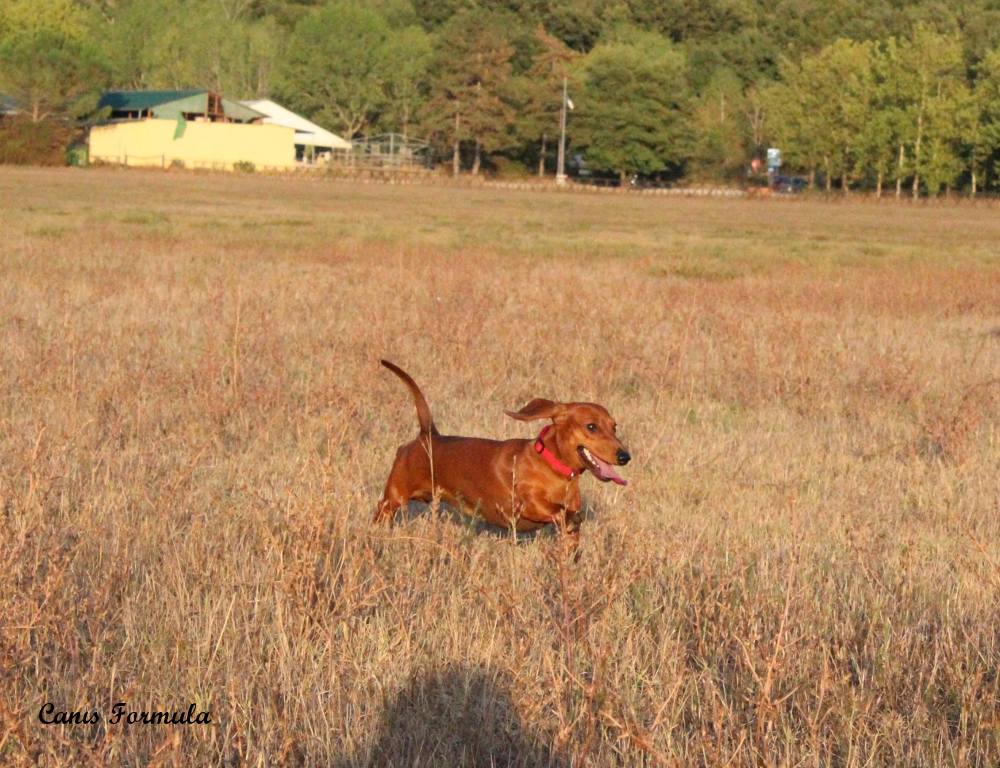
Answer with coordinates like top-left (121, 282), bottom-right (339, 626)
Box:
top-left (219, 15), bottom-right (284, 98)
top-left (420, 10), bottom-right (516, 175)
top-left (964, 48), bottom-right (1000, 194)
top-left (626, 0), bottom-right (756, 43)
top-left (543, 0), bottom-right (625, 52)
top-left (742, 83), bottom-right (766, 160)
top-left (99, 0), bottom-right (171, 89)
top-left (764, 29), bottom-right (971, 197)
top-left (410, 0), bottom-right (474, 29)
top-left (761, 71), bottom-right (810, 187)
top-left (512, 27), bottom-right (579, 177)
top-left (377, 23), bottom-right (432, 139)
top-left (274, 1), bottom-right (394, 138)
top-left (0, 0), bottom-right (106, 123)
top-left (0, 28), bottom-right (107, 122)
top-left (763, 41), bottom-right (879, 193)
top-left (573, 33), bottom-right (691, 182)
top-left (0, 0), bottom-right (91, 41)
top-left (688, 67), bottom-right (748, 180)
top-left (856, 39), bottom-right (908, 198)
top-left (761, 55), bottom-right (830, 188)
top-left (686, 28), bottom-right (779, 92)
top-left (894, 26), bottom-right (967, 197)
top-left (810, 39), bottom-right (878, 192)
top-left (98, 0), bottom-right (283, 97)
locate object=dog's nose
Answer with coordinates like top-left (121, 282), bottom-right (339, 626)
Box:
top-left (616, 449), bottom-right (631, 465)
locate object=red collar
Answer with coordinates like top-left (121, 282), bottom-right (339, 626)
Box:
top-left (534, 425), bottom-right (579, 480)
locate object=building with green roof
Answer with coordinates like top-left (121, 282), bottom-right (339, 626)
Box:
top-left (90, 89), bottom-right (295, 171)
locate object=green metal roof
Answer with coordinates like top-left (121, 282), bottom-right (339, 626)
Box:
top-left (221, 98), bottom-right (264, 122)
top-left (99, 90), bottom-right (206, 112)
top-left (98, 90), bottom-right (265, 123)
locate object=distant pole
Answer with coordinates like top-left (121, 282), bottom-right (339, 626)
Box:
top-left (556, 76), bottom-right (568, 187)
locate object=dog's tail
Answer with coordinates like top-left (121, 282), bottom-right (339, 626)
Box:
top-left (381, 360), bottom-right (438, 436)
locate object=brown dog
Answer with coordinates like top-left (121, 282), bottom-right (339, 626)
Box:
top-left (375, 360), bottom-right (630, 547)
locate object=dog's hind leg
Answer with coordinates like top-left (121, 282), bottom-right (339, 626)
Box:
top-left (375, 452), bottom-right (426, 524)
top-left (375, 484), bottom-right (434, 524)
top-left (374, 493), bottom-right (402, 524)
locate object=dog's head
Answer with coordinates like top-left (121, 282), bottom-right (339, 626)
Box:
top-left (505, 399), bottom-right (630, 485)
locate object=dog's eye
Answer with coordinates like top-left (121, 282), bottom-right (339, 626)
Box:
top-left (586, 423), bottom-right (597, 432)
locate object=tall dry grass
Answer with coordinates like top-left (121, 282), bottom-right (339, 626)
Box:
top-left (1, 167), bottom-right (998, 766)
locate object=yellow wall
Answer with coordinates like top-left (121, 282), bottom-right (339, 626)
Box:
top-left (89, 118), bottom-right (296, 170)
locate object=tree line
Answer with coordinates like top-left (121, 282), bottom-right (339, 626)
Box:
top-left (2, 0), bottom-right (1000, 194)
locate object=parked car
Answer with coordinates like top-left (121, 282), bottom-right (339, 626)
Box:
top-left (628, 172), bottom-right (676, 189)
top-left (772, 175), bottom-right (809, 194)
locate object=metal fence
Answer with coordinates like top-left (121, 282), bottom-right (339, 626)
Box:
top-left (328, 133), bottom-right (433, 170)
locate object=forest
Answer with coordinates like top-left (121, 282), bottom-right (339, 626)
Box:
top-left (3, 0), bottom-right (1000, 194)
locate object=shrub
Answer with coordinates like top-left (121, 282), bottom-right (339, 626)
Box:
top-left (233, 160), bottom-right (255, 173)
top-left (0, 117), bottom-right (76, 165)
top-left (491, 156), bottom-right (533, 179)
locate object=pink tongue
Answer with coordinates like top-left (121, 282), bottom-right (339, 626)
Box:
top-left (590, 453), bottom-right (628, 486)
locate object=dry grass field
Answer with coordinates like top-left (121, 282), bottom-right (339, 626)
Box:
top-left (1, 166), bottom-right (998, 767)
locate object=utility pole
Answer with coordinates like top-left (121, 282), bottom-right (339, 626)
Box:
top-left (556, 76), bottom-right (568, 186)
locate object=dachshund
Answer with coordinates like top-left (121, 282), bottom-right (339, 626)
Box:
top-left (375, 360), bottom-right (630, 549)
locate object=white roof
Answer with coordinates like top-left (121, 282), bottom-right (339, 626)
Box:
top-left (239, 99), bottom-right (350, 150)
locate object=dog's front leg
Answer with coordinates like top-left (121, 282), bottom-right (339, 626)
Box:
top-left (519, 488), bottom-right (583, 560)
top-left (558, 509), bottom-right (582, 561)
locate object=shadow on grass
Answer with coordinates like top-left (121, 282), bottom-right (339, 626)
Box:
top-left (397, 500), bottom-right (600, 543)
top-left (341, 664), bottom-right (563, 768)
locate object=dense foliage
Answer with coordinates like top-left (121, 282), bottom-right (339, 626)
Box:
top-left (2, 0), bottom-right (1000, 192)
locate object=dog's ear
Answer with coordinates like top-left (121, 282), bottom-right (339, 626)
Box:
top-left (505, 398), bottom-right (565, 421)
